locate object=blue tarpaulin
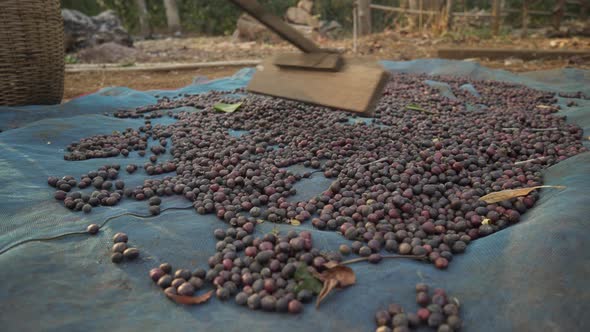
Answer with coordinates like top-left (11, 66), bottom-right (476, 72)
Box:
top-left (0, 60), bottom-right (589, 332)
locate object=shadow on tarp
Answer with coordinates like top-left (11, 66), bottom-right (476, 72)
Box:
top-left (0, 60), bottom-right (588, 332)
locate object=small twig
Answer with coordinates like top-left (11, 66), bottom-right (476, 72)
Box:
top-left (535, 104), bottom-right (555, 109)
top-left (361, 157), bottom-right (389, 166)
top-left (406, 104), bottom-right (435, 114)
top-left (502, 127), bottom-right (558, 132)
top-left (340, 254), bottom-right (427, 265)
top-left (530, 128), bottom-right (558, 132)
top-left (514, 156), bottom-right (548, 165)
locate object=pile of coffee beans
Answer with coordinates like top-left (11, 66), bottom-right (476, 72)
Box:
top-left (64, 128), bottom-right (148, 161)
top-left (375, 283), bottom-right (462, 332)
top-left (212, 228), bottom-right (333, 313)
top-left (149, 224), bottom-right (341, 314)
top-left (50, 164), bottom-right (125, 213)
top-left (111, 232), bottom-right (140, 263)
top-left (150, 262), bottom-right (205, 297)
top-left (49, 74), bottom-right (587, 270)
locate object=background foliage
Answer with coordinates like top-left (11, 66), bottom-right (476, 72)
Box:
top-left (60, 0), bottom-right (571, 36)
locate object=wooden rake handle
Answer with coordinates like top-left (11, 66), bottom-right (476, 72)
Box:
top-left (228, 0), bottom-right (323, 53)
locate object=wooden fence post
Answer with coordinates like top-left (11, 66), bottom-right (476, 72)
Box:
top-left (446, 0), bottom-right (454, 31)
top-left (492, 0), bottom-right (501, 36)
top-left (552, 0), bottom-right (566, 30)
top-left (357, 0), bottom-right (372, 36)
top-left (163, 0), bottom-right (181, 34)
top-left (419, 0), bottom-right (423, 31)
top-left (135, 0), bottom-right (151, 37)
top-left (521, 0), bottom-right (529, 37)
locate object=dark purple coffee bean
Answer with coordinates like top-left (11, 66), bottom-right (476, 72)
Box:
top-left (111, 252), bottom-right (123, 264)
top-left (160, 263), bottom-right (172, 274)
top-left (427, 312), bottom-right (445, 328)
top-left (368, 253), bottom-right (382, 264)
top-left (235, 292), bottom-right (248, 305)
top-left (123, 248), bottom-right (139, 260)
top-left (174, 269), bottom-right (191, 280)
top-left (247, 294), bottom-right (261, 310)
top-left (392, 313), bottom-right (408, 327)
top-left (261, 295), bottom-right (277, 311)
top-left (177, 282), bottom-right (195, 296)
top-left (216, 287), bottom-right (230, 301)
top-left (112, 242), bottom-right (127, 253)
top-left (375, 310), bottom-right (391, 326)
top-left (86, 224), bottom-right (99, 234)
top-left (113, 232), bottom-right (128, 243)
top-left (149, 268), bottom-right (165, 282)
top-left (157, 275), bottom-right (172, 288)
top-left (388, 303), bottom-right (404, 316)
top-left (288, 299), bottom-right (303, 314)
top-left (149, 205), bottom-right (160, 216)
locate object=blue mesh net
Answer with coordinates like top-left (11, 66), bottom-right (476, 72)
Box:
top-left (0, 60), bottom-right (588, 332)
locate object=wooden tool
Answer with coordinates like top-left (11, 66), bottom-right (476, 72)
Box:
top-left (229, 0), bottom-right (389, 114)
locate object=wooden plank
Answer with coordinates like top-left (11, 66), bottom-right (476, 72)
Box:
top-left (247, 56), bottom-right (389, 114)
top-left (272, 53), bottom-right (343, 71)
top-left (65, 60), bottom-right (262, 73)
top-left (437, 48), bottom-right (590, 60)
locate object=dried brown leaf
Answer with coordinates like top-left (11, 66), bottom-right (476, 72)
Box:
top-left (315, 263), bottom-right (356, 308)
top-left (316, 278), bottom-right (338, 308)
top-left (479, 185), bottom-right (565, 204)
top-left (166, 290), bottom-right (214, 305)
top-left (323, 265), bottom-right (356, 288)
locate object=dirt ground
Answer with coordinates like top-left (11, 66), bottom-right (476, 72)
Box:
top-left (64, 33), bottom-right (590, 100)
top-left (64, 67), bottom-right (243, 100)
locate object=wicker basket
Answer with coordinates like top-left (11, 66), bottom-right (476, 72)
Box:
top-left (0, 0), bottom-right (65, 106)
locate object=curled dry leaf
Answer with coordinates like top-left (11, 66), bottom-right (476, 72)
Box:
top-left (315, 263), bottom-right (356, 308)
top-left (479, 185), bottom-right (566, 204)
top-left (317, 278), bottom-right (339, 308)
top-left (166, 289), bottom-right (214, 305)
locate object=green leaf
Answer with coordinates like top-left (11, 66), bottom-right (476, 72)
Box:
top-left (294, 263), bottom-right (323, 294)
top-left (214, 102), bottom-right (242, 113)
